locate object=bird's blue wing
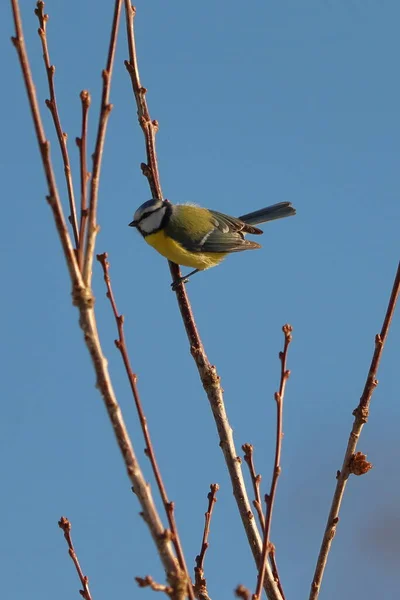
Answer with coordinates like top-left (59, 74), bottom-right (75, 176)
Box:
top-left (196, 228), bottom-right (261, 253)
top-left (208, 210), bottom-right (262, 235)
top-left (165, 205), bottom-right (261, 253)
top-left (196, 209), bottom-right (260, 252)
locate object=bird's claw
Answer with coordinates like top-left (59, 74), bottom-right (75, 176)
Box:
top-left (171, 277), bottom-right (189, 291)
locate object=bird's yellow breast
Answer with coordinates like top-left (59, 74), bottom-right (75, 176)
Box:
top-left (145, 230), bottom-right (226, 270)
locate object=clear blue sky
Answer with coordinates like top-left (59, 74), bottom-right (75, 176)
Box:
top-left (1, 1), bottom-right (399, 599)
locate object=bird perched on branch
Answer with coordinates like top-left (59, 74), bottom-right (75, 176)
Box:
top-left (129, 199), bottom-right (296, 289)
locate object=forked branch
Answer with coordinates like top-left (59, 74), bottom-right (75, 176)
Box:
top-left (97, 252), bottom-right (194, 599)
top-left (122, 4), bottom-right (283, 598)
top-left (310, 261), bottom-right (400, 600)
top-left (11, 2), bottom-right (187, 597)
top-left (11, 0), bottom-right (82, 286)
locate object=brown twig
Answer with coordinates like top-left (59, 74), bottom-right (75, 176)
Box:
top-left (11, 0), bottom-right (82, 286)
top-left (97, 252), bottom-right (194, 599)
top-left (254, 325), bottom-right (292, 600)
top-left (82, 0), bottom-right (121, 285)
top-left (136, 575), bottom-right (173, 595)
top-left (193, 484), bottom-right (219, 600)
top-left (123, 5), bottom-right (282, 598)
top-left (76, 90), bottom-right (91, 271)
top-left (123, 4), bottom-right (162, 200)
top-left (34, 1), bottom-right (79, 249)
top-left (58, 516), bottom-right (93, 600)
top-left (269, 546), bottom-right (285, 600)
top-left (310, 261), bottom-right (400, 600)
top-left (123, 1), bottom-right (182, 288)
top-left (242, 444), bottom-right (265, 530)
top-left (11, 3), bottom-right (185, 597)
top-left (243, 445), bottom-right (285, 598)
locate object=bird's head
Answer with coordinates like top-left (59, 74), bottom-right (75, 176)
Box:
top-left (129, 199), bottom-right (170, 236)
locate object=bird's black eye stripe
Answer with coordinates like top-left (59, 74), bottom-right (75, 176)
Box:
top-left (137, 206), bottom-right (164, 223)
top-left (137, 211), bottom-right (151, 222)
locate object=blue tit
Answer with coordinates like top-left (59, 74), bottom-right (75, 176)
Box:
top-left (129, 199), bottom-right (296, 288)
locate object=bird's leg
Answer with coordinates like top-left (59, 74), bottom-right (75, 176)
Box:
top-left (171, 269), bottom-right (200, 291)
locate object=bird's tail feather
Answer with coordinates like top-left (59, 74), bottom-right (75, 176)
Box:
top-left (239, 202), bottom-right (296, 225)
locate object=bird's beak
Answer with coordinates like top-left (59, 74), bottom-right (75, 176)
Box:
top-left (128, 220), bottom-right (137, 227)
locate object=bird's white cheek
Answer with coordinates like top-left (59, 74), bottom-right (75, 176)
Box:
top-left (139, 209), bottom-right (165, 233)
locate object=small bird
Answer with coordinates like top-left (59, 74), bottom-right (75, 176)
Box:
top-left (129, 199), bottom-right (296, 289)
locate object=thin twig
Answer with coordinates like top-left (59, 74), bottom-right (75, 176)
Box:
top-left (11, 3), bottom-right (185, 597)
top-left (76, 90), bottom-right (91, 271)
top-left (11, 0), bottom-right (82, 286)
top-left (136, 575), bottom-right (173, 595)
top-left (254, 325), bottom-right (292, 600)
top-left (97, 252), bottom-right (193, 599)
top-left (310, 261), bottom-right (400, 600)
top-left (193, 484), bottom-right (219, 600)
top-left (243, 445), bottom-right (285, 598)
top-left (82, 0), bottom-right (121, 285)
top-left (58, 516), bottom-right (93, 600)
top-left (242, 444), bottom-right (265, 531)
top-left (269, 546), bottom-right (285, 600)
top-left (123, 4), bottom-right (162, 200)
top-left (34, 1), bottom-right (79, 249)
top-left (123, 2), bottom-right (182, 287)
top-left (123, 5), bottom-right (282, 598)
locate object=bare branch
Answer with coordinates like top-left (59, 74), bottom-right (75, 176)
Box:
top-left (76, 90), bottom-right (91, 271)
top-left (269, 546), bottom-right (285, 600)
top-left (10, 3), bottom-right (187, 596)
top-left (58, 516), bottom-right (93, 600)
top-left (242, 445), bottom-right (286, 599)
top-left (310, 261), bottom-right (400, 600)
top-left (34, 1), bottom-right (80, 248)
top-left (254, 325), bottom-right (292, 600)
top-left (242, 444), bottom-right (265, 531)
top-left (97, 252), bottom-right (194, 598)
top-left (123, 4), bottom-right (162, 200)
top-left (193, 484), bottom-right (219, 600)
top-left (122, 5), bottom-right (282, 598)
top-left (82, 0), bottom-right (121, 285)
top-left (11, 0), bottom-right (82, 287)
top-left (123, 2), bottom-right (183, 289)
top-left (136, 575), bottom-right (173, 595)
